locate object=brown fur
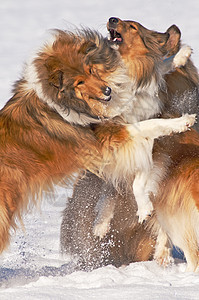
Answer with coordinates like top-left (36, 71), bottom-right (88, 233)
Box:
top-left (60, 19), bottom-right (199, 270)
top-left (0, 86), bottom-right (99, 251)
top-left (107, 18), bottom-right (199, 118)
top-left (108, 19), bottom-right (199, 270)
top-left (0, 29), bottom-right (143, 253)
top-left (60, 20), bottom-right (172, 268)
top-left (108, 18), bottom-right (169, 90)
top-left (60, 172), bottom-right (155, 270)
top-left (152, 131), bottom-right (199, 271)
top-left (159, 25), bottom-right (199, 121)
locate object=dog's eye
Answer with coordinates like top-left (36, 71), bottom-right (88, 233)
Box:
top-left (77, 81), bottom-right (85, 86)
top-left (130, 24), bottom-right (136, 30)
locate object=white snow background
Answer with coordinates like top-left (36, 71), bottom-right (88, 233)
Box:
top-left (0, 0), bottom-right (199, 299)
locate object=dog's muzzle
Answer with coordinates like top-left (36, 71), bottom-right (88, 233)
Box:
top-left (107, 17), bottom-right (123, 43)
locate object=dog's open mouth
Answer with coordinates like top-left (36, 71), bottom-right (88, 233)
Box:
top-left (108, 28), bottom-right (123, 43)
top-left (99, 95), bottom-right (111, 103)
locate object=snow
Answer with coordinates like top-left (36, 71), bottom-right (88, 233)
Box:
top-left (0, 0), bottom-right (199, 299)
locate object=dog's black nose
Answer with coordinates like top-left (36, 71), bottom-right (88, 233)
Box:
top-left (104, 86), bottom-right (112, 96)
top-left (109, 17), bottom-right (119, 25)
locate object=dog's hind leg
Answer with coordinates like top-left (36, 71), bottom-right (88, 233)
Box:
top-left (0, 170), bottom-right (29, 253)
top-left (183, 242), bottom-right (199, 272)
top-left (172, 224), bottom-right (199, 272)
top-left (155, 208), bottom-right (199, 272)
top-left (0, 204), bottom-right (12, 253)
top-left (0, 190), bottom-right (20, 253)
top-left (175, 210), bottom-right (199, 272)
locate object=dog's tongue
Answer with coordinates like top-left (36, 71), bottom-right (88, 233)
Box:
top-left (115, 36), bottom-right (122, 42)
top-left (110, 29), bottom-right (122, 42)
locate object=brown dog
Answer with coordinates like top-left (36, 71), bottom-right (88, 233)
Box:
top-left (60, 20), bottom-right (198, 270)
top-left (0, 29), bottom-right (167, 253)
top-left (106, 19), bottom-right (199, 271)
top-left (1, 27), bottom-right (192, 255)
top-left (107, 17), bottom-right (199, 123)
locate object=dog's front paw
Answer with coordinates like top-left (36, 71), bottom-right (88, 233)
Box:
top-left (136, 201), bottom-right (153, 224)
top-left (93, 220), bottom-right (110, 239)
top-left (173, 45), bottom-right (192, 68)
top-left (177, 114), bottom-right (196, 132)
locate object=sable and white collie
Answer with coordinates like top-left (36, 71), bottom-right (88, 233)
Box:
top-left (97, 18), bottom-right (199, 272)
top-left (0, 28), bottom-right (193, 254)
top-left (108, 18), bottom-right (199, 272)
top-left (93, 19), bottom-right (195, 229)
top-left (60, 20), bottom-right (197, 270)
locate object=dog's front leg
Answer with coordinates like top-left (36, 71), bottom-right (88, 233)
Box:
top-left (161, 45), bottom-right (192, 75)
top-left (126, 114), bottom-right (196, 140)
top-left (93, 184), bottom-right (116, 239)
top-left (133, 170), bottom-right (154, 223)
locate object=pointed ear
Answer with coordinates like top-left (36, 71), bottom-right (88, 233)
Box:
top-left (78, 41), bottom-right (97, 54)
top-left (165, 25), bottom-right (181, 52)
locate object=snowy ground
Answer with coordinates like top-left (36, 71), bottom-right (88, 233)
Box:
top-left (0, 0), bottom-right (199, 299)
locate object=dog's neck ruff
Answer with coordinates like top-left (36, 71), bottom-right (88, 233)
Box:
top-left (24, 60), bottom-right (103, 126)
top-left (107, 64), bottom-right (162, 123)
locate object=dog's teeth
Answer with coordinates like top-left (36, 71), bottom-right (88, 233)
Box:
top-left (113, 38), bottom-right (117, 42)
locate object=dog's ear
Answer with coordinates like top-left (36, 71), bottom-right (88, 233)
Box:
top-left (48, 70), bottom-right (64, 90)
top-left (165, 25), bottom-right (181, 53)
top-left (48, 70), bottom-right (65, 101)
top-left (78, 41), bottom-right (97, 54)
top-left (155, 32), bottom-right (170, 46)
top-left (45, 57), bottom-right (64, 90)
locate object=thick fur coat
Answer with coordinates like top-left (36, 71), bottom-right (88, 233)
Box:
top-left (60, 19), bottom-right (199, 271)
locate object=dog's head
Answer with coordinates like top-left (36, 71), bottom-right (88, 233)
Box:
top-left (107, 17), bottom-right (170, 57)
top-left (29, 30), bottom-right (115, 123)
top-left (107, 17), bottom-right (181, 58)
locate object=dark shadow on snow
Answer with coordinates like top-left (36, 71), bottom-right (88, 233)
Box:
top-left (0, 261), bottom-right (78, 288)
